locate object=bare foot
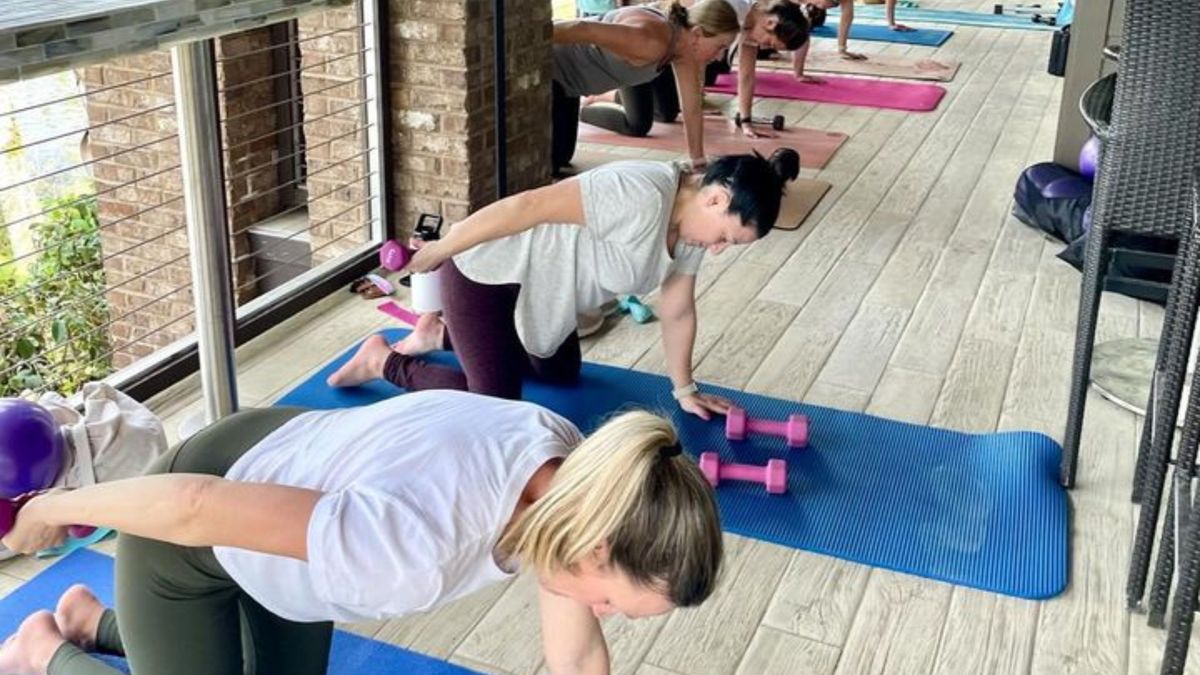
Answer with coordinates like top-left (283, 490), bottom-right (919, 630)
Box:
top-left (392, 314), bottom-right (445, 356)
top-left (54, 585), bottom-right (104, 652)
top-left (0, 611), bottom-right (66, 675)
top-left (326, 334), bottom-right (392, 387)
top-left (889, 23), bottom-right (915, 32)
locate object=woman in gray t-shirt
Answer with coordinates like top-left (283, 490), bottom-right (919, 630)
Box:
top-left (328, 148), bottom-right (800, 420)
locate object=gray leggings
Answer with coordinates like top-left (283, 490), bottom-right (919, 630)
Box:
top-left (47, 407), bottom-right (331, 675)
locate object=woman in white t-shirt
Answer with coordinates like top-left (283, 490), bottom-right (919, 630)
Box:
top-left (0, 391), bottom-right (722, 675)
top-left (326, 149), bottom-right (800, 422)
top-left (700, 0), bottom-right (814, 138)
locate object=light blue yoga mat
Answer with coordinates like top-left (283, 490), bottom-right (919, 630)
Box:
top-left (811, 22), bottom-right (953, 46)
top-left (278, 329), bottom-right (1069, 599)
top-left (835, 6), bottom-right (1058, 31)
top-left (0, 550), bottom-right (476, 674)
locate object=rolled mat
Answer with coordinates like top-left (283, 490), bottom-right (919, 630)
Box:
top-left (708, 71), bottom-right (947, 112)
top-left (279, 332), bottom-right (1069, 600)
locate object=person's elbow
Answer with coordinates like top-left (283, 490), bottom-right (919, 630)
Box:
top-left (177, 475), bottom-right (222, 546)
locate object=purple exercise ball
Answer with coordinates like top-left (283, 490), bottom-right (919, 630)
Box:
top-left (0, 399), bottom-right (64, 499)
top-left (1043, 176), bottom-right (1094, 200)
top-left (1079, 136), bottom-right (1101, 180)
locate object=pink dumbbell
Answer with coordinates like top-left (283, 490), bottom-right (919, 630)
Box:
top-left (0, 493), bottom-right (94, 541)
top-left (698, 452), bottom-right (787, 495)
top-left (379, 240), bottom-right (413, 271)
top-left (725, 406), bottom-right (809, 448)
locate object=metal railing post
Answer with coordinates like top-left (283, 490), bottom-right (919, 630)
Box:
top-left (172, 40), bottom-right (238, 422)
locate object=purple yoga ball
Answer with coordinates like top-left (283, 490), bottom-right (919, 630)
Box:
top-left (0, 399), bottom-right (64, 499)
top-left (1043, 176), bottom-right (1094, 200)
top-left (1079, 136), bottom-right (1101, 180)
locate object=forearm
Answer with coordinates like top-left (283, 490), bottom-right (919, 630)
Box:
top-left (674, 63), bottom-right (706, 161)
top-left (839, 0), bottom-right (853, 51)
top-left (546, 648), bottom-right (610, 675)
top-left (540, 586), bottom-right (611, 675)
top-left (737, 46), bottom-right (757, 119)
top-left (661, 309), bottom-right (698, 389)
top-left (792, 42), bottom-right (809, 78)
top-left (37, 475), bottom-right (222, 545)
top-left (33, 474), bottom-right (320, 559)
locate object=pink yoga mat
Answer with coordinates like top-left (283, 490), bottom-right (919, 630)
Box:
top-left (708, 71), bottom-right (947, 112)
top-left (577, 116), bottom-right (847, 169)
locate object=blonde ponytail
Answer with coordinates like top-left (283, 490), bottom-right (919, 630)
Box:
top-left (498, 410), bottom-right (723, 607)
top-left (659, 0), bottom-right (741, 38)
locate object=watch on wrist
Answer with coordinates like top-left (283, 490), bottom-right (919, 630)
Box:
top-left (672, 382), bottom-right (699, 400)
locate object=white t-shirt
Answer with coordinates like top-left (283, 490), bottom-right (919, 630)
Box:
top-left (454, 160), bottom-right (706, 357)
top-left (212, 391), bottom-right (580, 623)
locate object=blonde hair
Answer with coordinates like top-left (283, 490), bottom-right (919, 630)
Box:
top-left (498, 410), bottom-right (723, 607)
top-left (661, 0), bottom-right (742, 38)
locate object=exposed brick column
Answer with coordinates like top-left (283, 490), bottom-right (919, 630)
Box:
top-left (387, 0), bottom-right (552, 230)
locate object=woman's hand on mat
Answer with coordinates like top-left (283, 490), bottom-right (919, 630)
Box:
top-left (404, 239), bottom-right (451, 274)
top-left (838, 49), bottom-right (867, 61)
top-left (797, 75), bottom-right (826, 85)
top-left (678, 392), bottom-right (732, 421)
top-left (889, 23), bottom-right (915, 32)
top-left (1, 491), bottom-right (69, 554)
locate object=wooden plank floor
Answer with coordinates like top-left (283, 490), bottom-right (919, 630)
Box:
top-left (5, 4), bottom-right (1197, 675)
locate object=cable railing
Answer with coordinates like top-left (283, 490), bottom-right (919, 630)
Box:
top-left (0, 0), bottom-right (386, 399)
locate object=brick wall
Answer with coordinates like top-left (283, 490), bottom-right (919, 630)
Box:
top-left (216, 27), bottom-right (287, 303)
top-left (387, 0), bottom-right (552, 229)
top-left (83, 29), bottom-right (288, 368)
top-left (80, 53), bottom-right (190, 370)
top-left (298, 7), bottom-right (371, 265)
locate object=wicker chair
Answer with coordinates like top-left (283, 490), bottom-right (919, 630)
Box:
top-left (1056, 0), bottom-right (1200, 620)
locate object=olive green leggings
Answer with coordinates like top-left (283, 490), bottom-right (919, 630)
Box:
top-left (47, 407), bottom-right (334, 675)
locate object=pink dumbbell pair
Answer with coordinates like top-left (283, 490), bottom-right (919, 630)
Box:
top-left (698, 405), bottom-right (810, 496)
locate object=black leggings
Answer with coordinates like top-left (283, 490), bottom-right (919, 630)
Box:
top-left (383, 259), bottom-right (581, 400)
top-left (552, 68), bottom-right (681, 170)
top-left (47, 407), bottom-right (326, 675)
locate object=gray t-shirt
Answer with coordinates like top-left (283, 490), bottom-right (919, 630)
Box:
top-left (454, 160), bottom-right (705, 357)
top-left (553, 6), bottom-right (676, 98)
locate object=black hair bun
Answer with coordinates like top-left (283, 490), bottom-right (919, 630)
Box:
top-left (768, 148), bottom-right (800, 184)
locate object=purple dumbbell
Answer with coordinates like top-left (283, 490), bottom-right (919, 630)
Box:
top-left (725, 406), bottom-right (809, 448)
top-left (698, 452), bottom-right (787, 495)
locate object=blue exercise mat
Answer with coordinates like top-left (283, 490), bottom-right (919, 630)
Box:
top-left (833, 6), bottom-right (1057, 31)
top-left (0, 550), bottom-right (475, 674)
top-left (279, 330), bottom-right (1068, 599)
top-left (811, 22), bottom-right (952, 46)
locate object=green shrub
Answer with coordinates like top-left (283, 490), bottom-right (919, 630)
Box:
top-left (0, 195), bottom-right (113, 395)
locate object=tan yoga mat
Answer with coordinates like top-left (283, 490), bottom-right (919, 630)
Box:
top-left (761, 51), bottom-right (960, 82)
top-left (568, 149), bottom-right (831, 232)
top-left (577, 115), bottom-right (847, 170)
